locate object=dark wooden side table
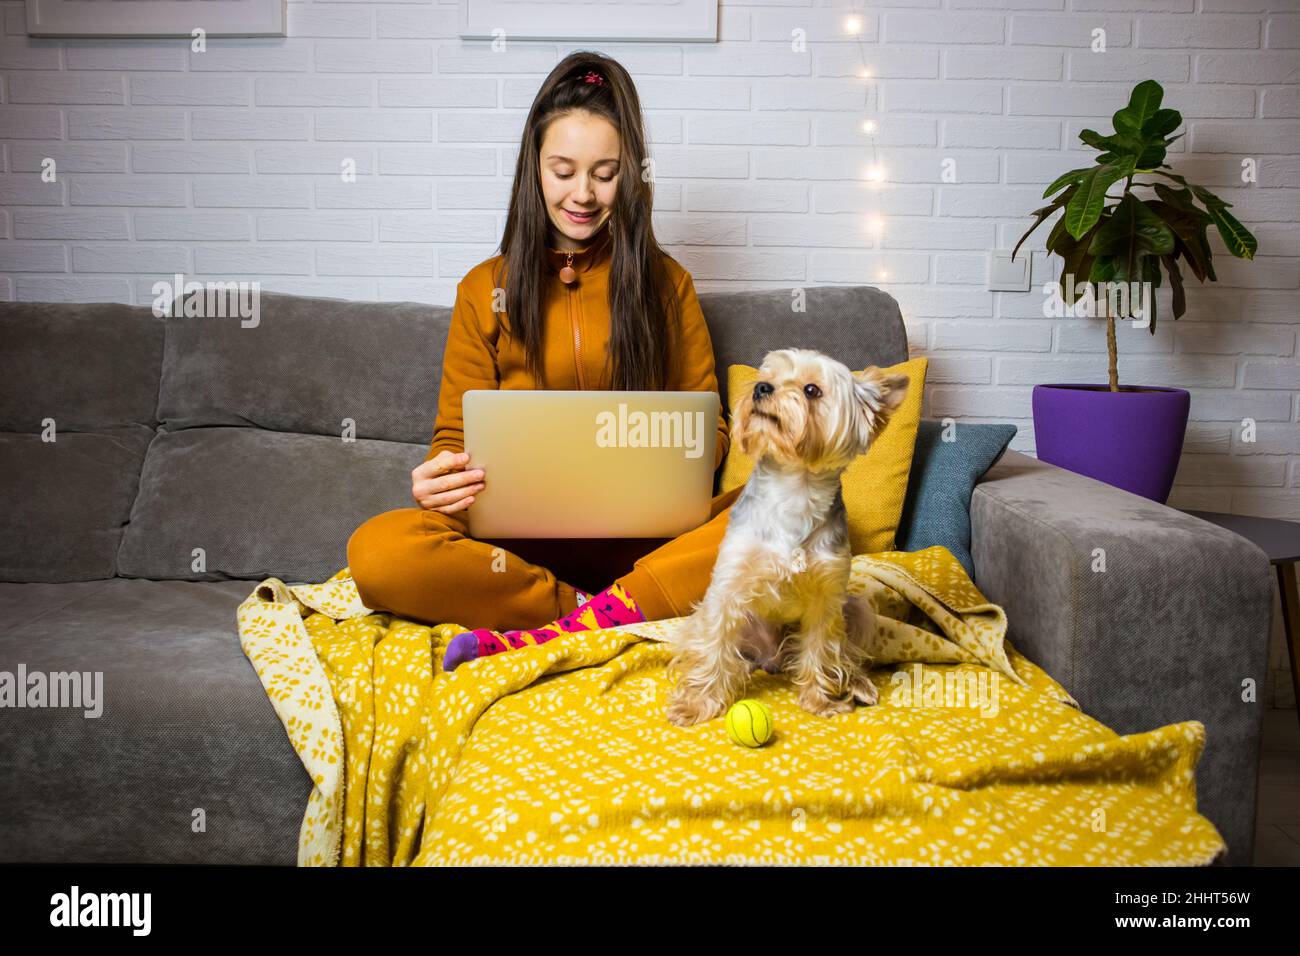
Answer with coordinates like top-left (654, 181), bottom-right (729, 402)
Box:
top-left (1187, 511), bottom-right (1300, 728)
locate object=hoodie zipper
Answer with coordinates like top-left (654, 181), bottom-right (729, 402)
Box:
top-left (565, 250), bottom-right (587, 390)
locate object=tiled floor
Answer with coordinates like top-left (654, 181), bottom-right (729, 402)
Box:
top-left (1254, 707), bottom-right (1300, 866)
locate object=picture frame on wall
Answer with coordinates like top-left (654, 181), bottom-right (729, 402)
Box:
top-left (459, 0), bottom-right (718, 42)
top-left (25, 0), bottom-right (287, 38)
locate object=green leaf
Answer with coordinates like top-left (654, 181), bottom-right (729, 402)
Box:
top-left (1141, 256), bottom-right (1161, 334)
top-left (1012, 184), bottom-right (1076, 261)
top-left (1088, 199), bottom-right (1171, 325)
top-left (1089, 256), bottom-right (1117, 283)
top-left (1147, 200), bottom-right (1213, 283)
top-left (1188, 183), bottom-right (1230, 209)
top-left (1148, 185), bottom-right (1218, 279)
top-left (1087, 193), bottom-right (1176, 265)
top-left (1152, 182), bottom-right (1203, 210)
top-left (1141, 108), bottom-right (1182, 140)
top-left (1206, 204), bottom-right (1258, 259)
top-left (1079, 128), bottom-right (1113, 151)
top-left (1045, 212), bottom-right (1069, 250)
top-left (1051, 221), bottom-right (1099, 300)
top-left (1042, 167), bottom-right (1093, 199)
top-left (1110, 133), bottom-right (1147, 162)
top-left (1065, 163), bottom-right (1131, 239)
top-left (1185, 185), bottom-right (1259, 259)
top-left (1113, 80), bottom-right (1164, 135)
top-left (1147, 169), bottom-right (1188, 186)
top-left (1135, 143), bottom-right (1169, 170)
top-left (1163, 254), bottom-right (1186, 320)
top-left (1104, 253), bottom-right (1142, 284)
top-left (1079, 129), bottom-right (1146, 164)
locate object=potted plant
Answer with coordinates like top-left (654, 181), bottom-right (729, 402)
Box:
top-left (1013, 79), bottom-right (1258, 503)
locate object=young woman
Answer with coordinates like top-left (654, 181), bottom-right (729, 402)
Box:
top-left (346, 53), bottom-right (744, 671)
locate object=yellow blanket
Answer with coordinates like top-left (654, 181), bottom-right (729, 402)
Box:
top-left (236, 546), bottom-right (1225, 866)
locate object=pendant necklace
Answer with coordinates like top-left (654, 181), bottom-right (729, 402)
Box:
top-left (559, 251), bottom-right (577, 285)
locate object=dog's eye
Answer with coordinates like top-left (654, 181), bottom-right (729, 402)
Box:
top-left (803, 383), bottom-right (822, 400)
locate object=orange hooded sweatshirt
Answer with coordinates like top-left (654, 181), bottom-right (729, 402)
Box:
top-left (424, 226), bottom-right (730, 471)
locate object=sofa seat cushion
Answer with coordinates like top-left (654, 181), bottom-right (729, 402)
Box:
top-left (0, 578), bottom-right (307, 864)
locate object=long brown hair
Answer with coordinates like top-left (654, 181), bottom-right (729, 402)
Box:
top-left (496, 51), bottom-right (678, 391)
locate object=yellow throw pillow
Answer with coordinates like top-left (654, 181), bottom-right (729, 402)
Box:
top-left (720, 356), bottom-right (928, 555)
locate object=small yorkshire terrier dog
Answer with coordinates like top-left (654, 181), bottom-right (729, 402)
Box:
top-left (666, 348), bottom-right (909, 728)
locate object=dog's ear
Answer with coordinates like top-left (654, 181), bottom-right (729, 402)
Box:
top-left (851, 368), bottom-right (909, 447)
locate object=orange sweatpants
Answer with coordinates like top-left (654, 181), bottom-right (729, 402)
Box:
top-left (346, 485), bottom-right (744, 631)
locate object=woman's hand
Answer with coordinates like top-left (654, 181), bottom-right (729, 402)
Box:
top-left (411, 451), bottom-right (486, 514)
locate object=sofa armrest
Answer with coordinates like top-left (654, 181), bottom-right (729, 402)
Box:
top-left (970, 450), bottom-right (1274, 865)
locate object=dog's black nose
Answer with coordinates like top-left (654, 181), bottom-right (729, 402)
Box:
top-left (753, 381), bottom-right (773, 401)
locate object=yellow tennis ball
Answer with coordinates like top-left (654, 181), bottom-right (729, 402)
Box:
top-left (726, 699), bottom-right (773, 748)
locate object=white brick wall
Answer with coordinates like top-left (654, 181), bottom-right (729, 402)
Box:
top-left (0, 0), bottom-right (1296, 525)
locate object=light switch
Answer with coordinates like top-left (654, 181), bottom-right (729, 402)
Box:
top-left (988, 250), bottom-right (1031, 292)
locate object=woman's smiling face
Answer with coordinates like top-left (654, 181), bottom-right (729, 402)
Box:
top-left (539, 110), bottom-right (620, 251)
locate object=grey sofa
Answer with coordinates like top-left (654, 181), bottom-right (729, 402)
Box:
top-left (0, 287), bottom-right (1274, 866)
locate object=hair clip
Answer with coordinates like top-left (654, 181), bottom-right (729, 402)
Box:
top-left (581, 70), bottom-right (606, 86)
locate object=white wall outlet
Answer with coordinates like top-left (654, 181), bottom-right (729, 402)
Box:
top-left (988, 250), bottom-right (1031, 292)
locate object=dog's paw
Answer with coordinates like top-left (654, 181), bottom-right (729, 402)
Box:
top-left (667, 692), bottom-right (727, 728)
top-left (797, 686), bottom-right (855, 717)
top-left (849, 670), bottom-right (879, 706)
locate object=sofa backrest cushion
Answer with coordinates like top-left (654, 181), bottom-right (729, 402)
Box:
top-left (116, 283), bottom-right (910, 584)
top-left (155, 291), bottom-right (448, 445)
top-left (117, 291), bottom-right (448, 583)
top-left (700, 285), bottom-right (909, 409)
top-left (0, 301), bottom-right (163, 432)
top-left (0, 302), bottom-right (162, 582)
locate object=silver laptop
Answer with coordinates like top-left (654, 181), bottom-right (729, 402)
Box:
top-left (463, 390), bottom-right (720, 538)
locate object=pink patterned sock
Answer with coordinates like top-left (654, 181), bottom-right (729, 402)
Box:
top-left (443, 582), bottom-right (644, 672)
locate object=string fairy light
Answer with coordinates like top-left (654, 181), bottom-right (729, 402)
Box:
top-left (837, 3), bottom-right (885, 280)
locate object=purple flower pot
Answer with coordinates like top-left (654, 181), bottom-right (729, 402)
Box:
top-left (1032, 384), bottom-right (1190, 503)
